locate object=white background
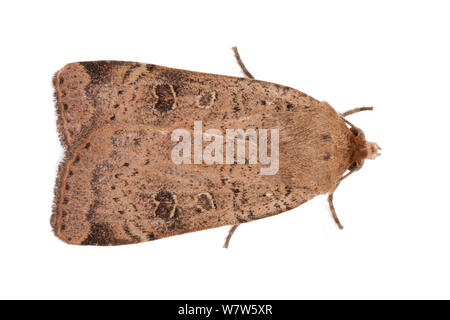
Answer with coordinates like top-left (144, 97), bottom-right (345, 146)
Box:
top-left (1, 0), bottom-right (449, 299)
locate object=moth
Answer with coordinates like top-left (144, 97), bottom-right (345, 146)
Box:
top-left (51, 47), bottom-right (380, 247)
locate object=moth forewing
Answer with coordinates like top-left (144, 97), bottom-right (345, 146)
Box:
top-left (52, 59), bottom-right (378, 246)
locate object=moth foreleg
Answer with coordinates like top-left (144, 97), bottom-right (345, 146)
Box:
top-left (223, 46), bottom-right (255, 248)
top-left (223, 224), bottom-right (239, 248)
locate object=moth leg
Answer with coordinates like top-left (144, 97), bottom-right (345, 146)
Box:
top-left (341, 106), bottom-right (373, 117)
top-left (232, 46), bottom-right (254, 79)
top-left (328, 191), bottom-right (344, 229)
top-left (223, 46), bottom-right (253, 249)
top-left (327, 171), bottom-right (354, 230)
top-left (223, 224), bottom-right (239, 248)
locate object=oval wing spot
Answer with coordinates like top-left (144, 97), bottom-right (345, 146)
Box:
top-left (154, 84), bottom-right (176, 113)
top-left (196, 192), bottom-right (216, 212)
top-left (196, 91), bottom-right (217, 108)
top-left (153, 190), bottom-right (177, 219)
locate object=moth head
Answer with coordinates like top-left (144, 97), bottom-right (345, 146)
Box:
top-left (348, 125), bottom-right (381, 172)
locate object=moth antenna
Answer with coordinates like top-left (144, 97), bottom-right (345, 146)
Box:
top-left (223, 225), bottom-right (239, 248)
top-left (341, 106), bottom-right (373, 117)
top-left (327, 170), bottom-right (354, 229)
top-left (232, 46), bottom-right (254, 79)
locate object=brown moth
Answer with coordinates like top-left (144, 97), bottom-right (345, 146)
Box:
top-left (51, 47), bottom-right (380, 247)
